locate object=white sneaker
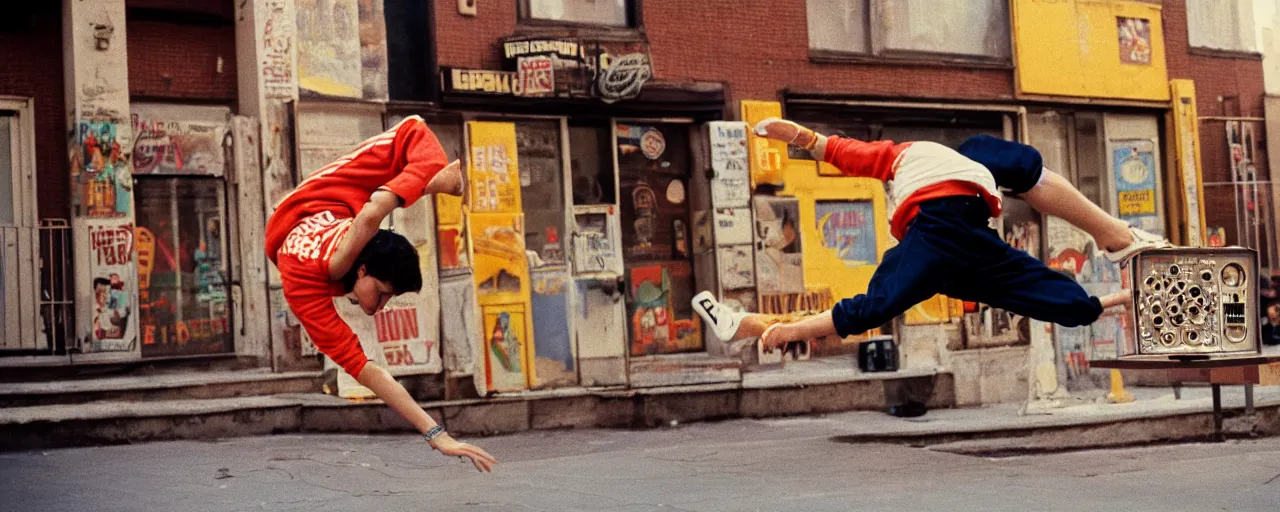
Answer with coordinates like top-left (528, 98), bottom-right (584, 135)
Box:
top-left (692, 291), bottom-right (746, 342)
top-left (1103, 227), bottom-right (1171, 264)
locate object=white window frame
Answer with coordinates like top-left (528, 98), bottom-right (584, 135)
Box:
top-left (1186, 0), bottom-right (1259, 54)
top-left (806, 0), bottom-right (1011, 63)
top-left (0, 96), bottom-right (41, 351)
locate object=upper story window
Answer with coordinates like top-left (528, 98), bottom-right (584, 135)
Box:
top-left (520, 0), bottom-right (636, 28)
top-left (1186, 0), bottom-right (1257, 54)
top-left (806, 0), bottom-right (1010, 61)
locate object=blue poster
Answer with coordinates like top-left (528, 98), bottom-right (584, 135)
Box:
top-left (1112, 140), bottom-right (1162, 236)
top-left (814, 200), bottom-right (877, 266)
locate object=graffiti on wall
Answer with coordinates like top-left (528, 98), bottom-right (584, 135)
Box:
top-left (754, 196), bottom-right (805, 293)
top-left (483, 304), bottom-right (528, 392)
top-left (72, 120), bottom-right (132, 218)
top-left (131, 115), bottom-right (228, 176)
top-left (814, 200), bottom-right (877, 266)
top-left (296, 0), bottom-right (363, 98)
top-left (1117, 17), bottom-right (1152, 65)
top-left (262, 0), bottom-right (297, 99)
top-left (87, 220), bottom-right (136, 351)
top-left (628, 264), bottom-right (701, 356)
top-left (1046, 216), bottom-right (1127, 390)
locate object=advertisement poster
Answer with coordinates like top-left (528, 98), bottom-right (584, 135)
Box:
top-left (1111, 140), bottom-right (1162, 235)
top-left (84, 219), bottom-right (139, 352)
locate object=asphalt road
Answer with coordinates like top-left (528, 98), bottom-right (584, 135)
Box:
top-left (3, 413), bottom-right (1279, 511)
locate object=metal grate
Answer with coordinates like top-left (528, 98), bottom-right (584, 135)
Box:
top-left (39, 219), bottom-right (74, 355)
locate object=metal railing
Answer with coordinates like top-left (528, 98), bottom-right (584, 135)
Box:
top-left (39, 219), bottom-right (74, 355)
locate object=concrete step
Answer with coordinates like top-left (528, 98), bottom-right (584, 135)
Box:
top-left (0, 369), bottom-right (324, 408)
top-left (0, 368), bottom-right (953, 451)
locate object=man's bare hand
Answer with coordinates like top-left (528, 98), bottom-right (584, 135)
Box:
top-left (760, 323), bottom-right (789, 353)
top-left (752, 117), bottom-right (815, 147)
top-left (431, 433), bottom-right (498, 473)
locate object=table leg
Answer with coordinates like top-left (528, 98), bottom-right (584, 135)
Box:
top-left (1245, 383), bottom-right (1255, 415)
top-left (1212, 384), bottom-right (1224, 442)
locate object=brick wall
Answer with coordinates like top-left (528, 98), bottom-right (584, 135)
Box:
top-left (1164, 0), bottom-right (1269, 247)
top-left (0, 3), bottom-right (68, 219)
top-left (434, 0), bottom-right (1015, 108)
top-left (126, 0), bottom-right (237, 102)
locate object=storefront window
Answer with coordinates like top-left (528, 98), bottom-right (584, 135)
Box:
top-left (521, 0), bottom-right (633, 28)
top-left (569, 124), bottom-right (616, 205)
top-left (515, 120), bottom-right (567, 267)
top-left (134, 177), bottom-right (232, 357)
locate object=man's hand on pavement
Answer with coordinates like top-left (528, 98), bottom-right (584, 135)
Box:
top-left (430, 432), bottom-right (498, 473)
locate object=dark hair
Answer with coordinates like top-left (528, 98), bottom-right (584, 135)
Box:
top-left (341, 229), bottom-right (423, 294)
top-left (93, 278), bottom-right (110, 289)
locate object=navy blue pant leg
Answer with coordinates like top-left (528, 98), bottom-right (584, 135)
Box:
top-left (829, 226), bottom-right (959, 337)
top-left (958, 135), bottom-right (1044, 195)
top-left (941, 229), bottom-right (1104, 327)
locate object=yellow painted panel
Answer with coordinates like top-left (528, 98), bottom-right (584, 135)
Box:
top-left (1170, 79), bottom-right (1208, 246)
top-left (470, 213), bottom-right (530, 306)
top-left (467, 121), bottom-right (522, 214)
top-left (1015, 0), bottom-right (1169, 101)
top-left (905, 295), bottom-right (952, 325)
top-left (781, 159), bottom-right (889, 309)
top-left (741, 100), bottom-right (787, 187)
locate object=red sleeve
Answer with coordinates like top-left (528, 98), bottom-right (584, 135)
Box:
top-left (279, 261), bottom-right (370, 378)
top-left (821, 135), bottom-right (903, 181)
top-left (379, 116), bottom-right (449, 208)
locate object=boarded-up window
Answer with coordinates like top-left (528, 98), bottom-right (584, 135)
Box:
top-left (807, 0), bottom-right (1009, 59)
top-left (523, 0), bottom-right (631, 27)
top-left (1187, 0), bottom-right (1257, 53)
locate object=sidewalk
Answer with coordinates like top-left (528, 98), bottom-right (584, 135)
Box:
top-left (1, 355), bottom-right (1277, 453)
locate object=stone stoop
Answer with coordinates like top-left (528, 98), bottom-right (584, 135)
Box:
top-left (0, 365), bottom-right (954, 451)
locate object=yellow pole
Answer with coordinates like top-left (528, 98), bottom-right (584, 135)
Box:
top-left (1108, 369), bottom-right (1135, 403)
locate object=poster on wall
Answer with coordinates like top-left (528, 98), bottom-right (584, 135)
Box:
top-left (1111, 140), bottom-right (1163, 236)
top-left (1045, 217), bottom-right (1128, 392)
top-left (754, 196), bottom-right (805, 293)
top-left (713, 208), bottom-right (753, 246)
top-left (73, 119), bottom-right (132, 218)
top-left (295, 104), bottom-right (385, 178)
top-left (296, 0), bottom-right (364, 98)
top-left (709, 122), bottom-right (751, 208)
top-left (717, 245), bottom-right (756, 290)
top-left (85, 219), bottom-right (139, 352)
top-left (471, 213), bottom-right (529, 303)
top-left (1117, 17), bottom-right (1152, 65)
top-left (468, 122), bottom-right (522, 214)
top-left (440, 274), bottom-right (486, 396)
top-left (814, 200), bottom-right (878, 266)
top-left (483, 303), bottom-right (530, 392)
top-left (131, 116), bottom-right (228, 176)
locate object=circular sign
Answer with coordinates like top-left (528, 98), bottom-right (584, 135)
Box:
top-left (666, 179), bottom-right (686, 204)
top-left (641, 128), bottom-right (665, 160)
top-left (1120, 157), bottom-right (1149, 184)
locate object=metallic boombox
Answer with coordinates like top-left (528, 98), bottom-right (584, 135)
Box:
top-left (1125, 247), bottom-right (1261, 358)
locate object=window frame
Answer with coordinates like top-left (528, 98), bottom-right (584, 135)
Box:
top-left (517, 0), bottom-right (643, 31)
top-left (806, 0), bottom-right (1013, 67)
top-left (1185, 0), bottom-right (1261, 58)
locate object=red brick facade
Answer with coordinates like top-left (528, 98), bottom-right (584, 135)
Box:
top-left (1163, 1), bottom-right (1269, 247)
top-left (0, 4), bottom-right (69, 220)
top-left (433, 0), bottom-right (1015, 108)
top-left (126, 0), bottom-right (238, 102)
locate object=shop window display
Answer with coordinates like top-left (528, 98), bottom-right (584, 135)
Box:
top-left (134, 178), bottom-right (232, 357)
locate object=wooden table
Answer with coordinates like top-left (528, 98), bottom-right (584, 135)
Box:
top-left (1091, 355), bottom-right (1280, 441)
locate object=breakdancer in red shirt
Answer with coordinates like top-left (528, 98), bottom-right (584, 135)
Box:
top-left (266, 115), bottom-right (496, 472)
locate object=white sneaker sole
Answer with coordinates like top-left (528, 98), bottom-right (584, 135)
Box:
top-left (1103, 227), bottom-right (1171, 264)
